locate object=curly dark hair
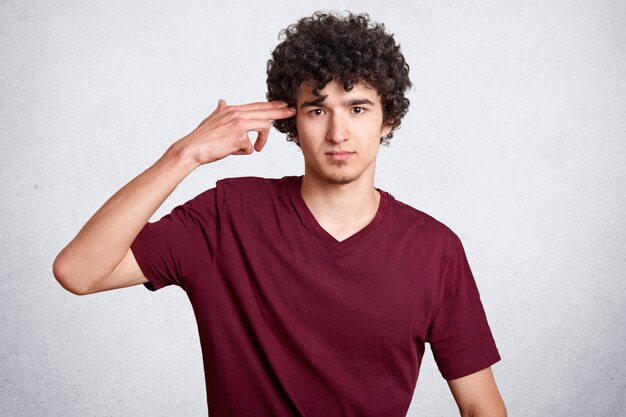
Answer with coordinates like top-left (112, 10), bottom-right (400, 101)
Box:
top-left (266, 11), bottom-right (412, 146)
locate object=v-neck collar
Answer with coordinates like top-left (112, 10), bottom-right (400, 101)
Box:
top-left (287, 175), bottom-right (390, 254)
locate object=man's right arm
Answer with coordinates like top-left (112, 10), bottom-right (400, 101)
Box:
top-left (53, 100), bottom-right (296, 295)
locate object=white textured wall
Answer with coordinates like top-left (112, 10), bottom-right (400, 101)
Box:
top-left (1, 1), bottom-right (625, 416)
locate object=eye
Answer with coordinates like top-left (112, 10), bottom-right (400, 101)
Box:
top-left (308, 109), bottom-right (325, 117)
top-left (352, 106), bottom-right (365, 114)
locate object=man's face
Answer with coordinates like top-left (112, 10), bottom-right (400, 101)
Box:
top-left (295, 80), bottom-right (392, 186)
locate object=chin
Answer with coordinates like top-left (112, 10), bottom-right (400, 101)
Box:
top-left (325, 175), bottom-right (355, 185)
top-left (307, 162), bottom-right (366, 186)
top-left (321, 169), bottom-right (359, 185)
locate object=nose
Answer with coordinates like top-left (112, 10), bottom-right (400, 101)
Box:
top-left (326, 113), bottom-right (350, 143)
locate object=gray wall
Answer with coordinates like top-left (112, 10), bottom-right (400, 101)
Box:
top-left (1, 0), bottom-right (625, 416)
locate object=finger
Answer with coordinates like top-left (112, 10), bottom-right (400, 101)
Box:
top-left (199, 99), bottom-right (229, 125)
top-left (272, 107), bottom-right (297, 120)
top-left (235, 135), bottom-right (254, 155)
top-left (210, 99), bottom-right (228, 118)
top-left (236, 107), bottom-right (296, 121)
top-left (228, 100), bottom-right (290, 112)
top-left (235, 119), bottom-right (271, 152)
top-left (235, 119), bottom-right (273, 134)
top-left (254, 127), bottom-right (270, 152)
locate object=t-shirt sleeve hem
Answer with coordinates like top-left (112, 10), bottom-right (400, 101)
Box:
top-left (439, 350), bottom-right (501, 380)
top-left (130, 238), bottom-right (167, 292)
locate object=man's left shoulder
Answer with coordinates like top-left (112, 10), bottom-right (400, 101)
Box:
top-left (381, 189), bottom-right (460, 245)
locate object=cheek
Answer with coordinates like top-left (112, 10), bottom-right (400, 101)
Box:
top-left (296, 116), bottom-right (325, 138)
top-left (295, 115), bottom-right (307, 137)
top-left (357, 118), bottom-right (386, 136)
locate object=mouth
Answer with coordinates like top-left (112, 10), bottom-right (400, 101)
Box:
top-left (325, 150), bottom-right (355, 161)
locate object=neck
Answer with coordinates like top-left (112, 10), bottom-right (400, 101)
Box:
top-left (300, 167), bottom-right (380, 241)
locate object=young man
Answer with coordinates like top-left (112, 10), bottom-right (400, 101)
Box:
top-left (54, 12), bottom-right (506, 417)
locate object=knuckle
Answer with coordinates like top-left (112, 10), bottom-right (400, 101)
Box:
top-left (236, 136), bottom-right (248, 147)
top-left (231, 118), bottom-right (243, 130)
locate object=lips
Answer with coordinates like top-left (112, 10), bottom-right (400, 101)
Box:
top-left (325, 150), bottom-right (354, 161)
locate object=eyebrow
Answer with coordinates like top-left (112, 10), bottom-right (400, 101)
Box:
top-left (299, 97), bottom-right (375, 109)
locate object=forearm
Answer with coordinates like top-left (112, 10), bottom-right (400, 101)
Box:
top-left (53, 141), bottom-right (197, 292)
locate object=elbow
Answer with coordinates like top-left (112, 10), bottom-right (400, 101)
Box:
top-left (462, 404), bottom-right (507, 417)
top-left (492, 396), bottom-right (508, 417)
top-left (52, 254), bottom-right (92, 296)
top-left (485, 407), bottom-right (507, 417)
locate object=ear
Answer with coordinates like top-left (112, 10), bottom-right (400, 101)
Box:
top-left (381, 119), bottom-right (394, 138)
top-left (290, 132), bottom-right (301, 147)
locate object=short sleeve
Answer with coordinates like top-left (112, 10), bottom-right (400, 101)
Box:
top-left (130, 187), bottom-right (221, 292)
top-left (427, 238), bottom-right (501, 380)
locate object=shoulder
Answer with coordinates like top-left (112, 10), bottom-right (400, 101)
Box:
top-left (381, 189), bottom-right (462, 252)
top-left (215, 175), bottom-right (297, 211)
top-left (216, 175), bottom-right (295, 197)
top-left (216, 175), bottom-right (292, 191)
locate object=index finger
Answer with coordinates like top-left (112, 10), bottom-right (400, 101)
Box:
top-left (230, 100), bottom-right (290, 111)
top-left (231, 106), bottom-right (296, 121)
top-left (250, 107), bottom-right (296, 120)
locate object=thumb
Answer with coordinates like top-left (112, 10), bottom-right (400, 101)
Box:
top-left (199, 99), bottom-right (228, 126)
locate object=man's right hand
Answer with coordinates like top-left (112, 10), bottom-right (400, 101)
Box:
top-left (53, 99), bottom-right (295, 295)
top-left (174, 100), bottom-right (296, 167)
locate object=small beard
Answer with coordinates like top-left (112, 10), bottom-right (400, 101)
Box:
top-left (326, 175), bottom-right (355, 185)
top-left (324, 163), bottom-right (357, 185)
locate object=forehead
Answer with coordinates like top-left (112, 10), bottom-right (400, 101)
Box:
top-left (296, 80), bottom-right (381, 102)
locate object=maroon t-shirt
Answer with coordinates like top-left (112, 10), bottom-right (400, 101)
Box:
top-left (130, 176), bottom-right (500, 416)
